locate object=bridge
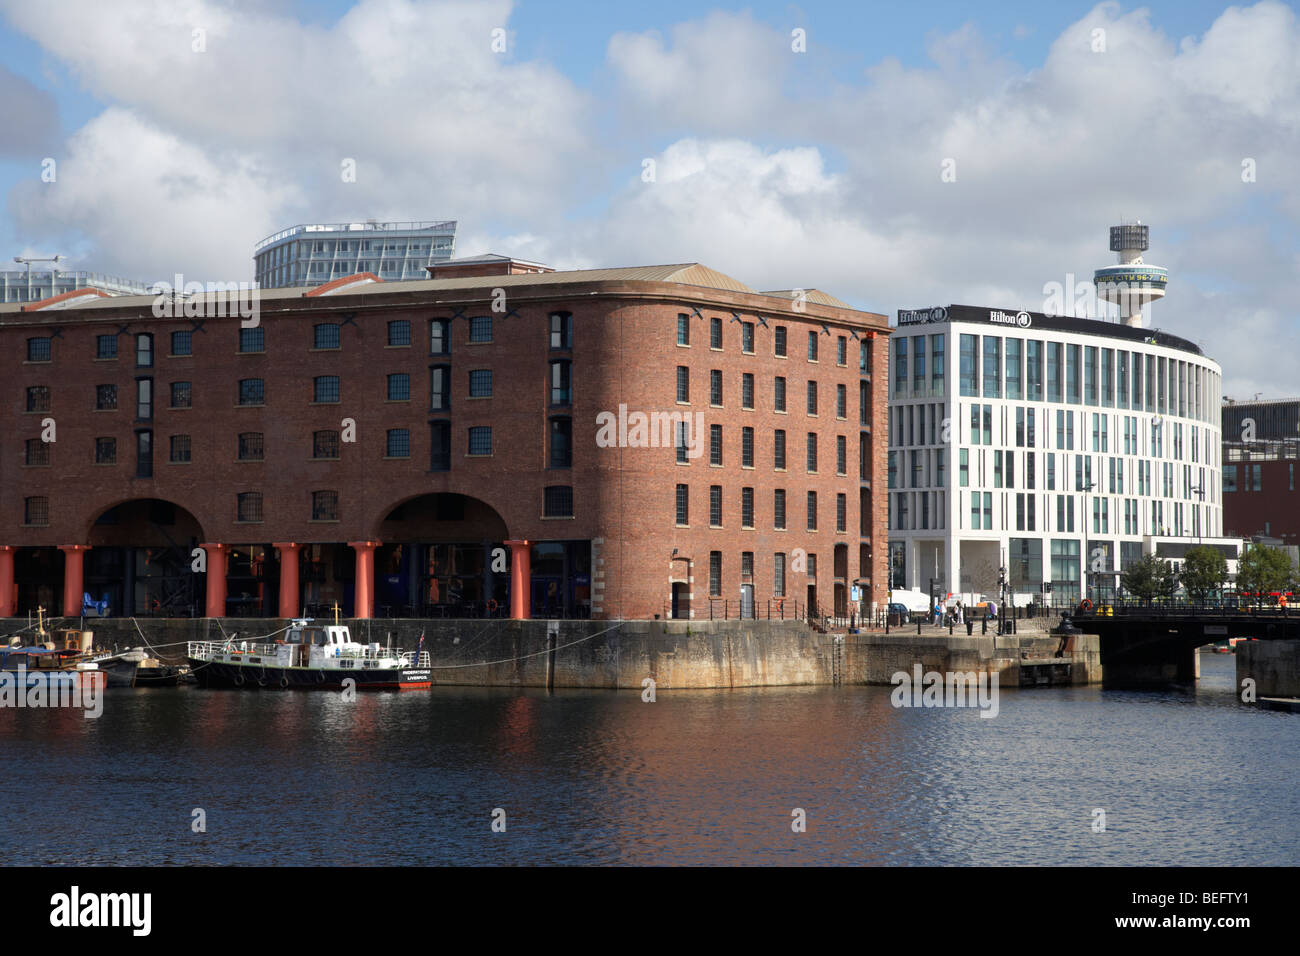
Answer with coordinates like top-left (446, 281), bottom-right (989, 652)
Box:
top-left (1065, 604), bottom-right (1300, 684)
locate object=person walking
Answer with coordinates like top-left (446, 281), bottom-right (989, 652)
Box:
top-left (932, 601), bottom-right (943, 626)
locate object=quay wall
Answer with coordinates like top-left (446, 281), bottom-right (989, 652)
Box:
top-left (0, 617), bottom-right (1102, 689)
top-left (1237, 639), bottom-right (1300, 699)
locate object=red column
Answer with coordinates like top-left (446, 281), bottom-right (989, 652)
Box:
top-left (201, 543), bottom-right (228, 618)
top-left (59, 545), bottom-right (91, 618)
top-left (349, 541), bottom-right (379, 620)
top-left (274, 542), bottom-right (301, 619)
top-left (0, 546), bottom-right (16, 618)
top-left (505, 539), bottom-right (531, 620)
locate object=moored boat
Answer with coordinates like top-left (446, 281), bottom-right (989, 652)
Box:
top-left (186, 619), bottom-right (431, 691)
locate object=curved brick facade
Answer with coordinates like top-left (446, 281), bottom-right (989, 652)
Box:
top-left (1, 267), bottom-right (890, 621)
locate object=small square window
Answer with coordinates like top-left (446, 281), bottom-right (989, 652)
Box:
top-left (469, 315), bottom-right (493, 342)
top-left (386, 428), bottom-right (410, 458)
top-left (544, 485), bottom-right (574, 517)
top-left (468, 426), bottom-right (492, 455)
top-left (314, 376), bottom-right (340, 403)
top-left (96, 335), bottom-right (118, 359)
top-left (312, 490), bottom-right (339, 521)
top-left (171, 330), bottom-right (193, 356)
top-left (27, 337), bottom-right (52, 362)
top-left (171, 382), bottom-right (192, 408)
top-left (387, 320), bottom-right (411, 347)
top-left (314, 323), bottom-right (341, 349)
top-left (239, 328), bottom-right (264, 353)
top-left (387, 373), bottom-right (411, 402)
top-left (469, 369), bottom-right (493, 397)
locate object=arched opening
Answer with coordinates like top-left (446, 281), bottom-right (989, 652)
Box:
top-left (87, 498), bottom-right (206, 617)
top-left (375, 493), bottom-right (510, 617)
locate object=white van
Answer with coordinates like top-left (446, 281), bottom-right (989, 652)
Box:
top-left (891, 588), bottom-right (936, 619)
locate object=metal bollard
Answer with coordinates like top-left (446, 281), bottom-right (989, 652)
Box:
top-left (981, 618), bottom-right (987, 635)
top-left (966, 620), bottom-right (973, 636)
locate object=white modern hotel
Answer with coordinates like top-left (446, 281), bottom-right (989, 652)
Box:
top-left (887, 225), bottom-right (1236, 606)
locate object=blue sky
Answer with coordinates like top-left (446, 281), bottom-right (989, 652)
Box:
top-left (1, 0), bottom-right (1297, 397)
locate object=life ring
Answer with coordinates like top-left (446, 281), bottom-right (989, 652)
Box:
top-left (1079, 599), bottom-right (1094, 612)
top-left (278, 676), bottom-right (289, 689)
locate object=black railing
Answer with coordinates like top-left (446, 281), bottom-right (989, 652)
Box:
top-left (669, 598), bottom-right (805, 621)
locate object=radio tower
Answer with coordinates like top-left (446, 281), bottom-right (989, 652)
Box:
top-left (1094, 222), bottom-right (1168, 328)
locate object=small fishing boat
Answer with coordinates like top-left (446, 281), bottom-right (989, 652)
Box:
top-left (1, 610), bottom-right (140, 688)
top-left (186, 617), bottom-right (431, 691)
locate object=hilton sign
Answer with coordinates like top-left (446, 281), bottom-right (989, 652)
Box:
top-left (898, 306), bottom-right (1033, 329)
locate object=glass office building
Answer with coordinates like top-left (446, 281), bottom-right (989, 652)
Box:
top-left (1, 270), bottom-right (153, 304)
top-left (887, 304), bottom-right (1232, 606)
top-left (253, 220), bottom-right (457, 289)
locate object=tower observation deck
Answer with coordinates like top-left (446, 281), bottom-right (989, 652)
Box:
top-left (1094, 222), bottom-right (1167, 328)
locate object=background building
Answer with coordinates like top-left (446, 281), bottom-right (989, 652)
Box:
top-left (1, 267), bottom-right (152, 304)
top-left (1222, 397), bottom-right (1300, 545)
top-left (889, 227), bottom-right (1236, 608)
top-left (0, 260), bottom-right (889, 623)
top-left (253, 220), bottom-right (457, 288)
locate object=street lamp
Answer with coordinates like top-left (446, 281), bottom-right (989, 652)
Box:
top-left (1190, 484), bottom-right (1205, 545)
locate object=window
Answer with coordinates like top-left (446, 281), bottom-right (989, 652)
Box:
top-left (742, 427), bottom-right (754, 468)
top-left (742, 551), bottom-right (754, 578)
top-left (774, 489), bottom-right (787, 529)
top-left (808, 331), bottom-right (819, 361)
top-left (238, 432), bottom-right (264, 461)
top-left (236, 492), bottom-right (263, 522)
top-left (675, 484), bottom-right (689, 525)
top-left (96, 384), bottom-right (118, 411)
top-left (313, 323), bottom-right (341, 350)
top-left (836, 384), bottom-right (847, 419)
top-left (676, 420), bottom-right (690, 464)
top-left (982, 336), bottom-right (1001, 397)
top-left (469, 315), bottom-right (492, 342)
top-left (430, 319), bottom-right (451, 355)
top-left (710, 424), bottom-right (723, 466)
top-left (837, 336), bottom-right (847, 366)
top-left (458, 425), bottom-right (494, 459)
top-left (314, 376), bottom-right (340, 403)
top-left (133, 429), bottom-right (152, 478)
top-left (24, 496), bottom-right (49, 526)
top-left (806, 433), bottom-right (818, 472)
top-left (550, 360), bottom-right (571, 405)
top-left (676, 366), bottom-right (690, 403)
top-left (807, 491), bottom-right (818, 531)
top-left (384, 372), bottom-right (411, 402)
top-left (837, 493), bottom-right (846, 532)
top-left (239, 327), bottom-right (264, 353)
top-left (25, 438), bottom-right (49, 466)
top-left (709, 552), bottom-right (722, 596)
top-left (239, 378), bottom-right (265, 405)
top-left (550, 416), bottom-right (572, 468)
top-left (774, 553), bottom-right (786, 596)
top-left (26, 386), bottom-right (50, 412)
top-left (550, 312), bottom-right (573, 350)
top-left (742, 373), bottom-right (754, 410)
top-left (430, 365), bottom-right (450, 412)
top-left (774, 326), bottom-right (787, 357)
top-left (710, 369), bottom-right (723, 406)
top-left (170, 435), bottom-right (191, 463)
top-left (544, 486), bottom-right (574, 517)
top-left (27, 337), bottom-right (51, 362)
top-left (1005, 338), bottom-right (1022, 400)
top-left (710, 485), bottom-right (723, 526)
top-left (136, 378), bottom-right (153, 420)
top-left (959, 448), bottom-right (969, 486)
top-left (742, 322), bottom-right (754, 353)
top-left (837, 435), bottom-right (847, 475)
top-left (136, 333), bottom-right (153, 367)
top-left (313, 430), bottom-right (340, 460)
top-left (171, 330), bottom-right (192, 356)
top-left (742, 487), bottom-right (755, 528)
top-left (774, 376), bottom-right (787, 412)
top-left (95, 437), bottom-right (116, 464)
top-left (312, 491), bottom-right (339, 521)
top-left (710, 317), bottom-right (722, 349)
top-left (430, 421), bottom-right (451, 471)
top-left (386, 428), bottom-right (410, 458)
top-left (170, 381), bottom-right (191, 408)
top-left (959, 334), bottom-right (978, 396)
top-left (774, 430), bottom-right (787, 469)
top-left (806, 380), bottom-right (818, 415)
top-left (387, 320), bottom-right (411, 347)
top-left (677, 314), bottom-right (690, 346)
top-left (96, 335), bottom-right (118, 359)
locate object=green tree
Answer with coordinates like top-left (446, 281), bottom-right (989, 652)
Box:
top-left (1236, 543), bottom-right (1293, 604)
top-left (1121, 554), bottom-right (1175, 605)
top-left (1180, 545), bottom-right (1228, 603)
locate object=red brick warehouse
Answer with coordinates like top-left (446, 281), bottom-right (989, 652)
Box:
top-left (0, 258), bottom-right (891, 622)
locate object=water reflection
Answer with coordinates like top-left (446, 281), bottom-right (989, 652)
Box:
top-left (0, 655), bottom-right (1295, 866)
